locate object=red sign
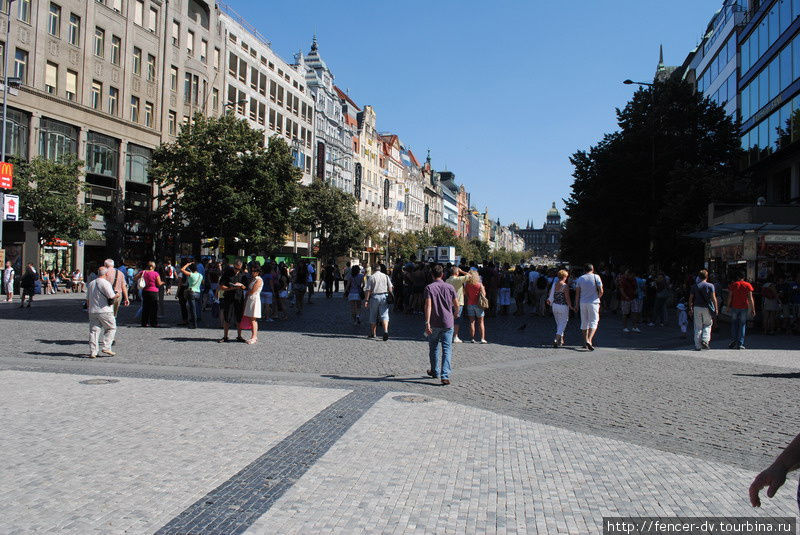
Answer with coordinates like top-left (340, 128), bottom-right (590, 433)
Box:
top-left (0, 161), bottom-right (12, 189)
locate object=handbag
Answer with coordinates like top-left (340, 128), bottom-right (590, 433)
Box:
top-left (137, 274), bottom-right (146, 290)
top-left (478, 292), bottom-right (490, 310)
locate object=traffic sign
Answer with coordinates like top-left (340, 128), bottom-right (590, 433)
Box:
top-left (1, 193), bottom-right (19, 221)
top-left (0, 161), bottom-right (12, 189)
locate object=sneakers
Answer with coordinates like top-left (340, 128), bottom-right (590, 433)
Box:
top-left (622, 328), bottom-right (631, 333)
top-left (728, 341), bottom-right (738, 349)
top-left (738, 345), bottom-right (746, 350)
top-left (382, 332), bottom-right (389, 341)
top-left (101, 349), bottom-right (116, 356)
top-left (700, 342), bottom-right (710, 350)
top-left (453, 336), bottom-right (462, 343)
top-left (632, 327), bottom-right (641, 333)
top-left (470, 339), bottom-right (476, 344)
top-left (480, 339), bottom-right (488, 344)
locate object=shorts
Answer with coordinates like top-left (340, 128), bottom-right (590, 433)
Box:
top-left (580, 302), bottom-right (600, 330)
top-left (348, 292), bottom-right (362, 302)
top-left (260, 292), bottom-right (273, 305)
top-left (466, 304), bottom-right (484, 318)
top-left (621, 299), bottom-right (642, 315)
top-left (369, 294), bottom-right (389, 323)
top-left (221, 297), bottom-right (244, 325)
top-left (456, 305), bottom-right (463, 318)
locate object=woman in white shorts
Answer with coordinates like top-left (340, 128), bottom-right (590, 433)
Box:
top-left (346, 265), bottom-right (365, 325)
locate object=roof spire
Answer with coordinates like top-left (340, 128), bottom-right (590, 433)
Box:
top-left (659, 44), bottom-right (664, 65)
top-left (311, 34), bottom-right (318, 52)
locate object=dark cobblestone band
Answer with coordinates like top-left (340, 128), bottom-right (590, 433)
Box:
top-left (155, 388), bottom-right (385, 535)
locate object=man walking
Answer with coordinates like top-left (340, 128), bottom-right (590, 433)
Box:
top-left (446, 265), bottom-right (469, 343)
top-left (86, 266), bottom-right (119, 358)
top-left (726, 271), bottom-right (755, 349)
top-left (575, 263), bottom-right (603, 351)
top-left (364, 263), bottom-right (393, 340)
top-left (3, 260), bottom-right (14, 302)
top-left (102, 259), bottom-right (129, 318)
top-left (425, 265), bottom-right (460, 385)
top-left (619, 269), bottom-right (639, 333)
top-left (219, 259), bottom-right (248, 343)
top-left (688, 269), bottom-right (717, 351)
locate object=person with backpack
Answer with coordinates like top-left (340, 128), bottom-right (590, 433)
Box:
top-left (688, 269), bottom-right (718, 350)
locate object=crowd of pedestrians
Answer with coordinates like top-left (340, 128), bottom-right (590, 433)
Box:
top-left (3, 253), bottom-right (800, 382)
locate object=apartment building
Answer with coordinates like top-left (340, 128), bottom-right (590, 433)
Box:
top-left (400, 146), bottom-right (424, 232)
top-left (0, 0), bottom-right (224, 272)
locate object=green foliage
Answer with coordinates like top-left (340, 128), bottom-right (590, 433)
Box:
top-left (11, 155), bottom-right (97, 244)
top-left (562, 77), bottom-right (750, 270)
top-left (150, 113), bottom-right (301, 254)
top-left (293, 180), bottom-right (365, 259)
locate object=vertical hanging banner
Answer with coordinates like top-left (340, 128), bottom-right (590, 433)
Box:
top-left (354, 163), bottom-right (362, 200)
top-left (0, 162), bottom-right (13, 189)
top-left (316, 142), bottom-right (325, 180)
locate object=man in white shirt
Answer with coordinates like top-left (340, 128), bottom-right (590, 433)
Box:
top-left (3, 260), bottom-right (14, 302)
top-left (574, 263), bottom-right (603, 351)
top-left (364, 264), bottom-right (394, 340)
top-left (86, 267), bottom-right (119, 358)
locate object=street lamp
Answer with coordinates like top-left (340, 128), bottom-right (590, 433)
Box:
top-left (0, 0), bottom-right (18, 252)
top-left (623, 79), bottom-right (654, 87)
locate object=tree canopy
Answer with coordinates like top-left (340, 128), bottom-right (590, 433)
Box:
top-left (150, 113), bottom-right (301, 255)
top-left (292, 180), bottom-right (365, 260)
top-left (562, 76), bottom-right (750, 271)
top-left (11, 155), bottom-right (97, 245)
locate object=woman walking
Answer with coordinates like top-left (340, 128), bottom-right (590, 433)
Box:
top-left (136, 261), bottom-right (163, 327)
top-left (547, 269), bottom-right (574, 347)
top-left (293, 261), bottom-right (308, 315)
top-left (346, 265), bottom-right (364, 325)
top-left (242, 264), bottom-right (263, 344)
top-left (464, 269), bottom-right (488, 343)
top-left (277, 263), bottom-right (290, 320)
top-left (260, 262), bottom-right (275, 322)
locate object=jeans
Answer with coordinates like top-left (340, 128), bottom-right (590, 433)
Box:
top-left (693, 306), bottom-right (713, 349)
top-left (428, 327), bottom-right (453, 380)
top-left (730, 307), bottom-right (749, 347)
top-left (186, 290), bottom-right (199, 328)
top-left (89, 312), bottom-right (116, 355)
top-left (369, 294), bottom-right (390, 324)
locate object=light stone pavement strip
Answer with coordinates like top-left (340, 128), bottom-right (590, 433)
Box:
top-left (0, 370), bottom-right (347, 535)
top-left (246, 394), bottom-right (798, 535)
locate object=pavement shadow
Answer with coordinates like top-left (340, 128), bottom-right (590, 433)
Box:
top-left (36, 339), bottom-right (86, 346)
top-left (734, 372), bottom-right (800, 379)
top-left (321, 374), bottom-right (440, 387)
top-left (25, 351), bottom-right (86, 358)
top-left (161, 337), bottom-right (219, 343)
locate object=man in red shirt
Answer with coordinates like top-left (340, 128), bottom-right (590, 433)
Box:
top-left (726, 272), bottom-right (755, 349)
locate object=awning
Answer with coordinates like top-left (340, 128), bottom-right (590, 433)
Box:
top-left (687, 223), bottom-right (800, 239)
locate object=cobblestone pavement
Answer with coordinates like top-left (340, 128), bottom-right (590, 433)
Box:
top-left (1, 294), bottom-right (799, 533)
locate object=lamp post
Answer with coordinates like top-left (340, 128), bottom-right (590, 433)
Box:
top-left (623, 78), bottom-right (658, 269)
top-left (0, 0), bottom-right (16, 252)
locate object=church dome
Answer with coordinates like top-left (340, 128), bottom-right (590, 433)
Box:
top-left (547, 202), bottom-right (559, 217)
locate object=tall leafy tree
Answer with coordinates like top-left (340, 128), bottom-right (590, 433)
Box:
top-left (150, 113), bottom-right (301, 256)
top-left (11, 155), bottom-right (97, 245)
top-left (563, 76), bottom-right (749, 270)
top-left (293, 180), bottom-right (365, 259)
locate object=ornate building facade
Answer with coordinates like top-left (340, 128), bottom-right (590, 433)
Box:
top-left (515, 202), bottom-right (563, 257)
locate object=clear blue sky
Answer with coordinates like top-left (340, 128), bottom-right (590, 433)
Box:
top-left (227, 0), bottom-right (723, 228)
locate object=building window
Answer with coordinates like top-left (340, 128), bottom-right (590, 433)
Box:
top-left (86, 131), bottom-right (119, 178)
top-left (13, 48), bottom-right (27, 83)
top-left (213, 47), bottom-right (220, 69)
top-left (187, 30), bottom-right (194, 56)
top-left (258, 102), bottom-right (265, 126)
top-left (45, 62), bottom-right (58, 94)
top-left (48, 3), bottom-right (61, 37)
top-left (259, 73), bottom-right (267, 97)
top-left (228, 51), bottom-right (237, 77)
top-left (238, 57), bottom-right (246, 83)
top-left (270, 80), bottom-right (277, 102)
top-left (130, 96), bottom-right (139, 122)
top-left (0, 0), bottom-right (8, 14)
top-left (170, 65), bottom-right (178, 91)
top-left (39, 117), bottom-right (75, 161)
top-left (110, 35), bottom-right (121, 65)
top-left (249, 97), bottom-right (257, 121)
top-left (132, 47), bottom-right (141, 75)
top-left (108, 86), bottom-right (118, 115)
top-left (211, 88), bottom-right (219, 112)
top-left (94, 27), bottom-right (104, 57)
top-left (17, 0), bottom-right (30, 23)
top-left (171, 20), bottom-right (179, 47)
top-left (68, 13), bottom-right (80, 46)
top-left (184, 73), bottom-right (200, 106)
top-left (250, 66), bottom-right (258, 90)
top-left (147, 7), bottom-right (158, 33)
top-left (144, 101), bottom-right (153, 127)
top-left (268, 108), bottom-right (275, 130)
top-left (146, 54), bottom-right (156, 81)
top-left (126, 144), bottom-right (152, 184)
top-left (200, 39), bottom-right (207, 63)
top-left (65, 70), bottom-right (77, 101)
top-left (133, 0), bottom-right (144, 25)
top-left (2, 107), bottom-right (29, 160)
top-left (91, 80), bottom-right (102, 110)
top-left (167, 110), bottom-right (176, 135)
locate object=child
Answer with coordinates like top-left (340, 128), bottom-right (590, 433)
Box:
top-left (676, 299), bottom-right (689, 338)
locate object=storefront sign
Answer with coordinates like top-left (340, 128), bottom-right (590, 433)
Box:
top-left (710, 235), bottom-right (743, 247)
top-left (1, 193), bottom-right (19, 221)
top-left (764, 234), bottom-right (800, 243)
top-left (0, 162), bottom-right (12, 189)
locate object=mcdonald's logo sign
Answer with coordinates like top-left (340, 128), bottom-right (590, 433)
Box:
top-left (0, 161), bottom-right (13, 189)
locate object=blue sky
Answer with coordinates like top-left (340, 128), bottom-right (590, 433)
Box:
top-left (227, 0), bottom-right (723, 228)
